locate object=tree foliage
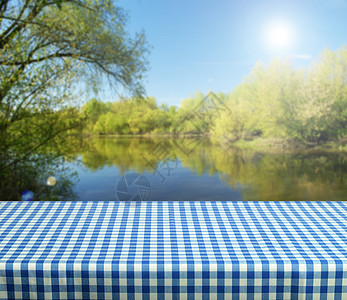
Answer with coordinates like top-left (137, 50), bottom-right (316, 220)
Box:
top-left (280, 47), bottom-right (347, 144)
top-left (0, 0), bottom-right (149, 200)
top-left (83, 96), bottom-right (176, 135)
top-left (82, 46), bottom-right (346, 146)
top-left (211, 46), bottom-right (346, 145)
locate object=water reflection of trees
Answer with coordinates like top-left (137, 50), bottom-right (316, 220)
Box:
top-left (1, 154), bottom-right (79, 201)
top-left (79, 137), bottom-right (346, 201)
top-left (0, 133), bottom-right (82, 201)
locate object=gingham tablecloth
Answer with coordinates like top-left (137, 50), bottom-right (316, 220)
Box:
top-left (0, 201), bottom-right (346, 299)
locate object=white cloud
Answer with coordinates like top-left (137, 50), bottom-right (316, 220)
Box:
top-left (196, 61), bottom-right (253, 66)
top-left (290, 54), bottom-right (312, 60)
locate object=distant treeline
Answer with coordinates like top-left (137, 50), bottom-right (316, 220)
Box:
top-left (81, 46), bottom-right (346, 146)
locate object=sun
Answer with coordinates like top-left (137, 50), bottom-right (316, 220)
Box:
top-left (264, 21), bottom-right (295, 50)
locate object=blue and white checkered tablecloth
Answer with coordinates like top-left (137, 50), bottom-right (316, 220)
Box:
top-left (0, 201), bottom-right (346, 299)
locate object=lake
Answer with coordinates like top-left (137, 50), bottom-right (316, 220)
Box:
top-left (64, 137), bottom-right (346, 201)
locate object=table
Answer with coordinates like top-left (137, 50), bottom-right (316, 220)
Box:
top-left (0, 201), bottom-right (346, 299)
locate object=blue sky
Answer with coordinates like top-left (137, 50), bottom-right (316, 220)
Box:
top-left (113, 0), bottom-right (347, 106)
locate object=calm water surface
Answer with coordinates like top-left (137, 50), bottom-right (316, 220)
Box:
top-left (68, 137), bottom-right (346, 201)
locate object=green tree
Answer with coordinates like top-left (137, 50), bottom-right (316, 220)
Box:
top-left (174, 92), bottom-right (210, 134)
top-left (245, 59), bottom-right (297, 138)
top-left (211, 102), bottom-right (248, 143)
top-left (0, 0), bottom-right (149, 200)
top-left (280, 47), bottom-right (347, 145)
top-left (211, 86), bottom-right (261, 143)
top-left (81, 99), bottom-right (110, 132)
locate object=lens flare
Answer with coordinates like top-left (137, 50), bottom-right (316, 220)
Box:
top-left (21, 190), bottom-right (34, 201)
top-left (47, 176), bottom-right (57, 186)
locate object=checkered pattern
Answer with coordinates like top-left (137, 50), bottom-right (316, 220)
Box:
top-left (0, 201), bottom-right (346, 299)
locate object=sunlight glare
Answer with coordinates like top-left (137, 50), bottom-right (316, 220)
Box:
top-left (264, 21), bottom-right (295, 50)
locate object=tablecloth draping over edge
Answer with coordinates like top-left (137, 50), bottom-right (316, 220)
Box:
top-left (0, 201), bottom-right (346, 299)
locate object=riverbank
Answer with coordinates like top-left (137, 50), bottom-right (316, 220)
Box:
top-left (83, 132), bottom-right (206, 138)
top-left (225, 137), bottom-right (347, 153)
top-left (85, 133), bottom-right (347, 153)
